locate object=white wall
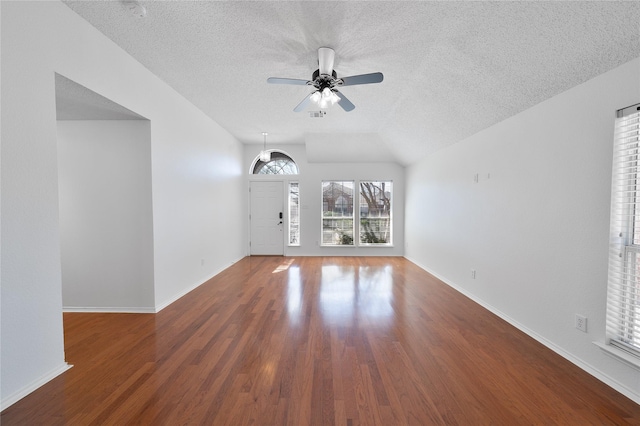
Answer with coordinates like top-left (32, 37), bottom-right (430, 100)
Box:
top-left (57, 120), bottom-right (155, 311)
top-left (1, 1), bottom-right (245, 408)
top-left (243, 144), bottom-right (405, 256)
top-left (405, 58), bottom-right (640, 403)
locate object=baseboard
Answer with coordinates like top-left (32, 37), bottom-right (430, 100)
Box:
top-left (404, 255), bottom-right (640, 406)
top-left (154, 280), bottom-right (205, 313)
top-left (1, 363), bottom-right (73, 411)
top-left (155, 256), bottom-right (244, 312)
top-left (62, 306), bottom-right (155, 313)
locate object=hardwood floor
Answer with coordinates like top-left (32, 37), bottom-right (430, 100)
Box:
top-left (2, 256), bottom-right (639, 425)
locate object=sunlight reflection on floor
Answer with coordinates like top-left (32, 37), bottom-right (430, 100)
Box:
top-left (272, 258), bottom-right (295, 273)
top-left (319, 264), bottom-right (394, 326)
top-left (286, 265), bottom-right (302, 325)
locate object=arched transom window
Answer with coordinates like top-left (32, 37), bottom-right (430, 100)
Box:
top-left (252, 151), bottom-right (299, 175)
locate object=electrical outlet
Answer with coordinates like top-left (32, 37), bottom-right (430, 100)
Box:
top-left (575, 314), bottom-right (587, 333)
top-left (471, 269), bottom-right (476, 279)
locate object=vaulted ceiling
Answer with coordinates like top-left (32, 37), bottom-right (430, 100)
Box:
top-left (62, 1), bottom-right (640, 165)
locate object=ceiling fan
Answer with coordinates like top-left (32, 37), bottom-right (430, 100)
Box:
top-left (267, 47), bottom-right (383, 112)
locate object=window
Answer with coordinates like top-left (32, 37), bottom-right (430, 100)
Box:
top-left (607, 103), bottom-right (640, 357)
top-left (252, 151), bottom-right (298, 175)
top-left (359, 181), bottom-right (392, 245)
top-left (289, 182), bottom-right (300, 246)
top-left (322, 181), bottom-right (354, 245)
top-left (320, 180), bottom-right (393, 247)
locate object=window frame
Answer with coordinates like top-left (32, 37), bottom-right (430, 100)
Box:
top-left (606, 103), bottom-right (640, 360)
top-left (288, 181), bottom-right (300, 246)
top-left (320, 180), bottom-right (394, 247)
top-left (321, 180), bottom-right (355, 246)
top-left (251, 151), bottom-right (299, 175)
top-left (358, 180), bottom-right (393, 246)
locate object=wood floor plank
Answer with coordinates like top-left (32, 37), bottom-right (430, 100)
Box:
top-left (2, 256), bottom-right (640, 425)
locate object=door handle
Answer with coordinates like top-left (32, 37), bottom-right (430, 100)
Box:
top-left (278, 221), bottom-right (283, 225)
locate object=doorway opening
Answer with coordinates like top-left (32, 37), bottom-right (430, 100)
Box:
top-left (55, 74), bottom-right (155, 312)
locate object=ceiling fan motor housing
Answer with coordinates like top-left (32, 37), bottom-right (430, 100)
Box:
top-left (312, 69), bottom-right (339, 90)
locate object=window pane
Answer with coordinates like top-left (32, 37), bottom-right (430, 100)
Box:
top-left (607, 105), bottom-right (640, 357)
top-left (252, 152), bottom-right (299, 175)
top-left (322, 181), bottom-right (354, 245)
top-left (619, 248), bottom-right (640, 346)
top-left (359, 181), bottom-right (392, 245)
top-left (289, 182), bottom-right (300, 245)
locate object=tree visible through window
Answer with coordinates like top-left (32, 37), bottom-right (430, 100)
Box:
top-left (321, 180), bottom-right (393, 247)
top-left (359, 181), bottom-right (392, 245)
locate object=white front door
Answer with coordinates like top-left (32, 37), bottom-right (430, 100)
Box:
top-left (250, 181), bottom-right (284, 255)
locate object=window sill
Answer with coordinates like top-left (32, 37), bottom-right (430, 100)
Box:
top-left (593, 341), bottom-right (640, 371)
top-left (319, 244), bottom-right (395, 248)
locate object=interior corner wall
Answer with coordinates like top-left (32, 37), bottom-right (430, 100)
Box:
top-left (1, 1), bottom-right (244, 408)
top-left (57, 120), bottom-right (155, 311)
top-left (243, 144), bottom-right (405, 256)
top-left (405, 57), bottom-right (640, 403)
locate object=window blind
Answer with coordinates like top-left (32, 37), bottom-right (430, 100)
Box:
top-left (607, 103), bottom-right (640, 356)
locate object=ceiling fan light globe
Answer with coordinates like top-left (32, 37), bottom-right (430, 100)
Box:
top-left (310, 91), bottom-right (321, 104)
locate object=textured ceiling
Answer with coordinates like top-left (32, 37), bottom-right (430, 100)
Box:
top-left (62, 1), bottom-right (640, 165)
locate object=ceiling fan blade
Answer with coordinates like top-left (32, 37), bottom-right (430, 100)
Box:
top-left (293, 93), bottom-right (314, 112)
top-left (339, 72), bottom-right (384, 86)
top-left (318, 47), bottom-right (335, 76)
top-left (334, 90), bottom-right (355, 112)
top-left (267, 77), bottom-right (311, 86)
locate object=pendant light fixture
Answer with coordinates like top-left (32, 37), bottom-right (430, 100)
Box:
top-left (259, 132), bottom-right (271, 162)
top-left (122, 1), bottom-right (147, 18)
